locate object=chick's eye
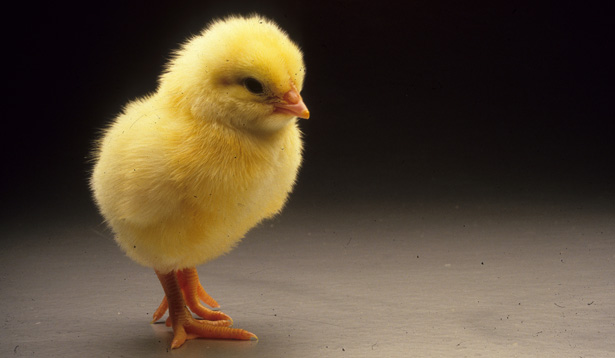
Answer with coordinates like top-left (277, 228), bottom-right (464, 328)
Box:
top-left (243, 77), bottom-right (264, 94)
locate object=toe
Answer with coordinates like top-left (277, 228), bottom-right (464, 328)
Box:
top-left (189, 305), bottom-right (232, 322)
top-left (151, 296), bottom-right (168, 323)
top-left (170, 324), bottom-right (188, 349)
top-left (185, 320), bottom-right (257, 341)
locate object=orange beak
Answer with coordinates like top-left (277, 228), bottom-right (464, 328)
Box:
top-left (273, 84), bottom-right (310, 119)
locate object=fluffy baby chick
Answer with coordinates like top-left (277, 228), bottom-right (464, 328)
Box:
top-left (90, 15), bottom-right (308, 349)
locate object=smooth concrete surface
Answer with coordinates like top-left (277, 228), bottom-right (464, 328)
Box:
top-left (1, 192), bottom-right (614, 357)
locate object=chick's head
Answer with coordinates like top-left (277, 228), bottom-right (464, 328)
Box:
top-left (160, 15), bottom-right (309, 132)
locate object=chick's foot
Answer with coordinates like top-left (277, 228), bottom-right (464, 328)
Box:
top-left (152, 267), bottom-right (231, 324)
top-left (155, 270), bottom-right (257, 349)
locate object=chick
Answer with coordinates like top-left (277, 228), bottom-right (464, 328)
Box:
top-left (90, 15), bottom-right (309, 349)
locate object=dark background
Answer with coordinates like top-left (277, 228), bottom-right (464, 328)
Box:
top-left (2, 1), bottom-right (613, 223)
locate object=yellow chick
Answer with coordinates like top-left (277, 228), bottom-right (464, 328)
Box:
top-left (90, 15), bottom-right (309, 349)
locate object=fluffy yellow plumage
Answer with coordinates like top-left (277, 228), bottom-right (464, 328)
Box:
top-left (90, 15), bottom-right (308, 348)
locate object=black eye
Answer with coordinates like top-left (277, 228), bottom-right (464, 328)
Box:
top-left (243, 77), bottom-right (264, 94)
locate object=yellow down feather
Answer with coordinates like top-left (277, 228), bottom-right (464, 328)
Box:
top-left (91, 15), bottom-right (306, 273)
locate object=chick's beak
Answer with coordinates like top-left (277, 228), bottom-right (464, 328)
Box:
top-left (273, 86), bottom-right (310, 119)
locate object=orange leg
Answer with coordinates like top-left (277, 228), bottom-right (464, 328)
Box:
top-left (151, 267), bottom-right (228, 324)
top-left (155, 269), bottom-right (257, 349)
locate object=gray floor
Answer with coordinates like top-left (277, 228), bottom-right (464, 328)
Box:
top-left (2, 190), bottom-right (614, 357)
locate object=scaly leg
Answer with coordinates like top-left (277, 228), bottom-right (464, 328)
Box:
top-left (155, 270), bottom-right (257, 349)
top-left (151, 267), bottom-right (229, 324)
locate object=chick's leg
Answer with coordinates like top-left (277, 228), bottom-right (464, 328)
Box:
top-left (179, 267), bottom-right (233, 321)
top-left (155, 270), bottom-right (257, 349)
top-left (152, 267), bottom-right (228, 323)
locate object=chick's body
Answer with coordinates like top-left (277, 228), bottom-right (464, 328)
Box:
top-left (93, 94), bottom-right (301, 272)
top-left (92, 17), bottom-right (305, 273)
top-left (90, 16), bottom-right (308, 347)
